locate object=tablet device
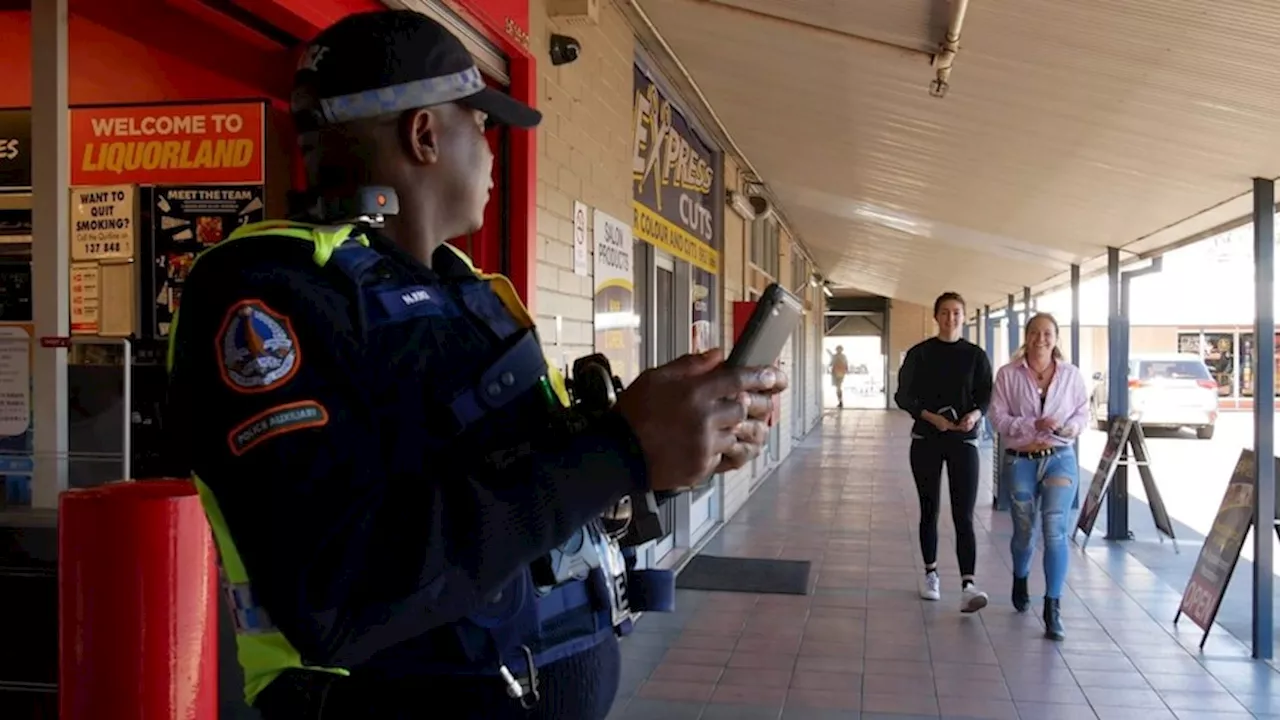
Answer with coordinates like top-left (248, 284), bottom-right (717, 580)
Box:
top-left (726, 283), bottom-right (805, 368)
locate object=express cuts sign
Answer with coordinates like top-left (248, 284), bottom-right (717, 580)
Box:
top-left (632, 64), bottom-right (720, 274)
top-left (70, 102), bottom-right (265, 186)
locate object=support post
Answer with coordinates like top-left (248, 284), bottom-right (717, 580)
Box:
top-left (1070, 265), bottom-right (1081, 368)
top-left (1023, 286), bottom-right (1032, 320)
top-left (884, 300), bottom-right (892, 410)
top-left (1106, 248), bottom-right (1127, 540)
top-left (1252, 177), bottom-right (1275, 660)
top-left (1107, 249), bottom-right (1163, 541)
top-left (983, 305), bottom-right (994, 364)
top-left (31, 0), bottom-right (70, 508)
top-left (1007, 293), bottom-right (1019, 357)
top-left (1071, 264), bottom-right (1081, 507)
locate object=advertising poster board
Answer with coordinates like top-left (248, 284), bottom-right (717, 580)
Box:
top-left (149, 185), bottom-right (265, 337)
top-left (98, 263), bottom-right (136, 338)
top-left (0, 323), bottom-right (34, 504)
top-left (1129, 421), bottom-right (1178, 544)
top-left (632, 63), bottom-right (721, 275)
top-left (593, 210), bottom-right (638, 384)
top-left (70, 263), bottom-right (100, 335)
top-left (1075, 416), bottom-right (1134, 542)
top-left (71, 185), bottom-right (136, 262)
top-left (1175, 449), bottom-right (1278, 647)
top-left (69, 102), bottom-right (265, 187)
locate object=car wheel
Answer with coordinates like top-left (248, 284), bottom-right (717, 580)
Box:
top-left (1196, 425), bottom-right (1215, 440)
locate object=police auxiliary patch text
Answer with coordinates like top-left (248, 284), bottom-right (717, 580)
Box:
top-left (228, 401), bottom-right (329, 456)
top-left (218, 300), bottom-right (301, 393)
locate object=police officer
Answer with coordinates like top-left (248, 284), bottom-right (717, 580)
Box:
top-left (166, 9), bottom-right (785, 720)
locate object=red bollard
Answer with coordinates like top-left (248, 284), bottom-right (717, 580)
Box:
top-left (59, 479), bottom-right (218, 720)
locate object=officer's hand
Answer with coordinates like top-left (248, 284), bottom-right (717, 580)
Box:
top-left (616, 350), bottom-right (786, 491)
top-left (716, 368), bottom-right (788, 473)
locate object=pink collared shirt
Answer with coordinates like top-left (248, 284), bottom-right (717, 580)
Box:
top-left (989, 356), bottom-right (1090, 449)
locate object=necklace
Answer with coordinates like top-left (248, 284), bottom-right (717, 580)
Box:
top-left (1029, 360), bottom-right (1054, 384)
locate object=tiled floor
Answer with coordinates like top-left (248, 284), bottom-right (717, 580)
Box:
top-left (607, 410), bottom-right (1280, 719)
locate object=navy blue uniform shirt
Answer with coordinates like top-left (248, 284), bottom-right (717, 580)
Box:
top-left (166, 229), bottom-right (649, 681)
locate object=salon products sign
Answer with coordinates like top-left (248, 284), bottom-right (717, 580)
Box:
top-left (70, 102), bottom-right (265, 186)
top-left (593, 211), bottom-right (638, 384)
top-left (632, 64), bottom-right (720, 274)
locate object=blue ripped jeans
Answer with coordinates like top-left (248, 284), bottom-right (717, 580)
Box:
top-left (1007, 446), bottom-right (1079, 599)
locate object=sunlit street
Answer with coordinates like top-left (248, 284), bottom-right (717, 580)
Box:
top-left (1076, 411), bottom-right (1280, 564)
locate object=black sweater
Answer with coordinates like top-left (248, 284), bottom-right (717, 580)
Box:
top-left (894, 337), bottom-right (994, 441)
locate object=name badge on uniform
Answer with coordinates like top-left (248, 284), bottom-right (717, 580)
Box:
top-left (374, 284), bottom-right (456, 322)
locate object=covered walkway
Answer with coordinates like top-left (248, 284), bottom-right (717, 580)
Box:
top-left (610, 411), bottom-right (1280, 720)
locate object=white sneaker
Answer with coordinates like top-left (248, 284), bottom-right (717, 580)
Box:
top-left (920, 570), bottom-right (941, 601)
top-left (961, 583), bottom-right (989, 613)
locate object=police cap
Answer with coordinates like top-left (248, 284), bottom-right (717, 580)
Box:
top-left (292, 10), bottom-right (541, 133)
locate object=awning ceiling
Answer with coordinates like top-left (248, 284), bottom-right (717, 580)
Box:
top-left (636, 0), bottom-right (1280, 309)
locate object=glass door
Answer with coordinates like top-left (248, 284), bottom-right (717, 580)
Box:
top-left (792, 311), bottom-right (806, 439)
top-left (650, 252), bottom-right (678, 561)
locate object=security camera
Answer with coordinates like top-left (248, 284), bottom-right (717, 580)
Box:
top-left (727, 189), bottom-right (774, 221)
top-left (746, 193), bottom-right (772, 219)
top-left (549, 34), bottom-right (581, 66)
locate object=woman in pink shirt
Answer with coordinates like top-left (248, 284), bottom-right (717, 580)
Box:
top-left (989, 313), bottom-right (1089, 642)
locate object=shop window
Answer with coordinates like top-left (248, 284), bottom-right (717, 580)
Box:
top-left (1237, 332), bottom-right (1280, 397)
top-left (790, 247), bottom-right (809, 293)
top-left (1241, 333), bottom-right (1254, 397)
top-left (750, 216), bottom-right (780, 279)
top-left (1203, 332), bottom-right (1236, 397)
top-left (1177, 331), bottom-right (1203, 356)
top-left (691, 266), bottom-right (717, 353)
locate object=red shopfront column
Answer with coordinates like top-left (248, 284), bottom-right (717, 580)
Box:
top-left (452, 0), bottom-right (537, 309)
top-left (59, 480), bottom-right (218, 720)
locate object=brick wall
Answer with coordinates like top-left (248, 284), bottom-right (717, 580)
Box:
top-left (887, 299), bottom-right (933, 401)
top-left (528, 0), bottom-right (635, 368)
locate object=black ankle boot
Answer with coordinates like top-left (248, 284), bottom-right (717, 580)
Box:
top-left (1043, 597), bottom-right (1065, 641)
top-left (1012, 576), bottom-right (1029, 613)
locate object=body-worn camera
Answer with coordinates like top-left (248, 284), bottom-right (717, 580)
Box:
top-left (291, 185), bottom-right (400, 226)
top-left (568, 353), bottom-right (676, 549)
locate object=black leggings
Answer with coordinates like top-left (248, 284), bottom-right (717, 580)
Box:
top-left (909, 437), bottom-right (980, 577)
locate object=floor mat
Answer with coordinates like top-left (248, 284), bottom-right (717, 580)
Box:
top-left (675, 555), bottom-right (812, 595)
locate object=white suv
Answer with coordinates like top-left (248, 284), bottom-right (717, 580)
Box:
top-left (1090, 352), bottom-right (1220, 439)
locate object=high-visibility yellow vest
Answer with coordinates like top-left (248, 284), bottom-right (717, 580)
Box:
top-left (167, 220), bottom-right (569, 705)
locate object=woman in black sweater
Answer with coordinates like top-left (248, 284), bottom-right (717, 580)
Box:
top-left (894, 292), bottom-right (994, 613)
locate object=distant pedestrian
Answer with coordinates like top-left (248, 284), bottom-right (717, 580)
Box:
top-left (830, 345), bottom-right (849, 408)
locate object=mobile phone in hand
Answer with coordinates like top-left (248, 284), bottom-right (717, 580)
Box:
top-left (726, 283), bottom-right (804, 368)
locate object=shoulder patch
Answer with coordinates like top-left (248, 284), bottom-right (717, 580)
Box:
top-left (227, 400), bottom-right (329, 456)
top-left (217, 299), bottom-right (302, 393)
